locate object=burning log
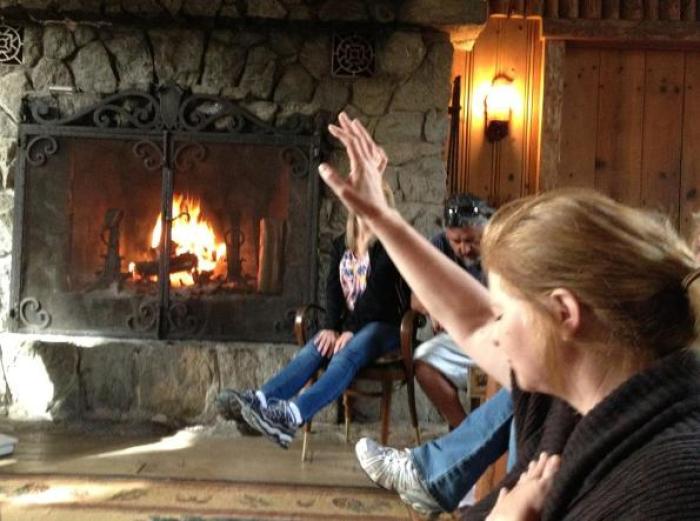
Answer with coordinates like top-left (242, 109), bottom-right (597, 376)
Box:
top-left (133, 252), bottom-right (198, 278)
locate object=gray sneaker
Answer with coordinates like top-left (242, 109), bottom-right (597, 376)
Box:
top-left (215, 389), bottom-right (262, 437)
top-left (355, 437), bottom-right (442, 518)
top-left (241, 398), bottom-right (298, 449)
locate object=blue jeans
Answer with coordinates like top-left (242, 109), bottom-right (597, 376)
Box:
top-left (411, 388), bottom-right (514, 511)
top-left (261, 322), bottom-right (400, 422)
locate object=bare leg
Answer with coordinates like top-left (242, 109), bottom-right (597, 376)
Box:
top-left (414, 360), bottom-right (466, 429)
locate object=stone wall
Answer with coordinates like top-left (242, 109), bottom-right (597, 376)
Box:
top-left (0, 14), bottom-right (472, 426)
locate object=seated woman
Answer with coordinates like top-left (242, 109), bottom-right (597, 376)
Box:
top-left (218, 184), bottom-right (408, 448)
top-left (320, 113), bottom-right (700, 520)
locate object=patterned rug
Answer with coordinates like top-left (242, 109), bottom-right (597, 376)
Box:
top-left (0, 474), bottom-right (411, 520)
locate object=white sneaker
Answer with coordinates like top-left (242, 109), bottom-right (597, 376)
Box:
top-left (355, 437), bottom-right (442, 517)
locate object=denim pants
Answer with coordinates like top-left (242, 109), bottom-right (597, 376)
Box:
top-left (411, 388), bottom-right (514, 511)
top-left (261, 321), bottom-right (400, 422)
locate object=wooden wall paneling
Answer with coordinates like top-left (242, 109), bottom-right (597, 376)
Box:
top-left (526, 20), bottom-right (545, 195)
top-left (620, 0), bottom-right (644, 19)
top-left (640, 51), bottom-right (685, 226)
top-left (496, 19), bottom-right (530, 204)
top-left (490, 0), bottom-right (510, 16)
top-left (581, 0), bottom-right (604, 17)
top-left (594, 49), bottom-right (645, 205)
top-left (680, 0), bottom-right (695, 21)
top-left (545, 0), bottom-right (560, 17)
top-left (538, 40), bottom-right (566, 191)
top-left (660, 0), bottom-right (682, 18)
top-left (512, 0), bottom-right (527, 16)
top-left (450, 48), bottom-right (472, 195)
top-left (468, 19), bottom-right (502, 201)
top-left (527, 0), bottom-right (545, 17)
top-left (603, 0), bottom-right (622, 18)
top-left (560, 0), bottom-right (580, 17)
top-left (559, 46), bottom-right (601, 188)
top-left (680, 52), bottom-right (700, 238)
top-left (646, 0), bottom-right (660, 19)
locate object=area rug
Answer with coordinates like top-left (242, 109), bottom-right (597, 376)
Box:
top-left (0, 474), bottom-right (412, 521)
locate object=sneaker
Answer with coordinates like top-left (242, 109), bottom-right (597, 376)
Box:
top-left (355, 437), bottom-right (442, 517)
top-left (215, 389), bottom-right (262, 437)
top-left (241, 398), bottom-right (297, 449)
top-left (216, 389), bottom-right (259, 421)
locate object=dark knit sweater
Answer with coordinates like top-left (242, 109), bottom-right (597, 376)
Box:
top-left (462, 349), bottom-right (700, 521)
top-left (323, 235), bottom-right (409, 333)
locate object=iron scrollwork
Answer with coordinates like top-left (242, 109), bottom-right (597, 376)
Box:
top-left (332, 33), bottom-right (375, 78)
top-left (281, 146), bottom-right (309, 179)
top-left (25, 135), bottom-right (58, 167)
top-left (26, 90), bottom-right (163, 130)
top-left (132, 139), bottom-right (165, 171)
top-left (127, 299), bottom-right (159, 333)
top-left (167, 301), bottom-right (202, 336)
top-left (18, 298), bottom-right (51, 329)
top-left (173, 141), bottom-right (207, 172)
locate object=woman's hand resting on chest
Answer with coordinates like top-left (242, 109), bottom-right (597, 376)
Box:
top-left (486, 452), bottom-right (561, 521)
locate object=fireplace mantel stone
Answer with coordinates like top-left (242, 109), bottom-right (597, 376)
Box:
top-left (0, 0), bottom-right (486, 28)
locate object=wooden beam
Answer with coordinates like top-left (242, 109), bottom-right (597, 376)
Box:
top-left (543, 19), bottom-right (700, 44)
top-left (660, 0), bottom-right (682, 19)
top-left (680, 0), bottom-right (696, 21)
top-left (603, 0), bottom-right (621, 18)
top-left (545, 0), bottom-right (561, 17)
top-left (538, 40), bottom-right (565, 191)
top-left (560, 0), bottom-right (580, 18)
top-left (527, 0), bottom-right (545, 17)
top-left (680, 52), bottom-right (700, 237)
top-left (645, 0), bottom-right (660, 20)
top-left (581, 0), bottom-right (604, 17)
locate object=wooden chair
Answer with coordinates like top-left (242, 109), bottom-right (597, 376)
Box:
top-left (294, 305), bottom-right (424, 462)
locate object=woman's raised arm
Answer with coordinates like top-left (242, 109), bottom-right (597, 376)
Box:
top-left (319, 113), bottom-right (511, 387)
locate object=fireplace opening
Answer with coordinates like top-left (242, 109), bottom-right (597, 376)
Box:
top-left (11, 87), bottom-right (322, 341)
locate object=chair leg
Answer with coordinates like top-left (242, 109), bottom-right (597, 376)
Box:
top-left (343, 392), bottom-right (351, 443)
top-left (406, 377), bottom-right (421, 445)
top-left (379, 381), bottom-right (393, 445)
top-left (301, 421), bottom-right (312, 462)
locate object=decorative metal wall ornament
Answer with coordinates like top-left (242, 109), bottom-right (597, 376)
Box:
top-left (18, 298), bottom-right (50, 329)
top-left (331, 33), bottom-right (375, 78)
top-left (25, 135), bottom-right (58, 166)
top-left (0, 25), bottom-right (22, 65)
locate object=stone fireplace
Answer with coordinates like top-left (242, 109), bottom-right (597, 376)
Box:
top-left (0, 0), bottom-right (486, 425)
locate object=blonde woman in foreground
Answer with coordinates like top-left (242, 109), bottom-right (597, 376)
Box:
top-left (319, 113), bottom-right (700, 521)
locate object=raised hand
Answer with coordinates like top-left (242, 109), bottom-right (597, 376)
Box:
top-left (486, 452), bottom-right (561, 521)
top-left (319, 112), bottom-right (391, 223)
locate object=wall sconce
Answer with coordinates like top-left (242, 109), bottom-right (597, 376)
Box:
top-left (484, 74), bottom-right (516, 143)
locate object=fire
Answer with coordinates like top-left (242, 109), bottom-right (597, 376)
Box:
top-left (150, 194), bottom-right (227, 286)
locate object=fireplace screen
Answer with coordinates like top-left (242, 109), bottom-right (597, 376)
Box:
top-left (10, 86), bottom-right (322, 341)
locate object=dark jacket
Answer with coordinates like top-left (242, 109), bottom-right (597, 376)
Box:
top-left (322, 234), bottom-right (409, 333)
top-left (462, 349), bottom-right (700, 521)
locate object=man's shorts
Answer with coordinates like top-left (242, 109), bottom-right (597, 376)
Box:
top-left (413, 332), bottom-right (473, 390)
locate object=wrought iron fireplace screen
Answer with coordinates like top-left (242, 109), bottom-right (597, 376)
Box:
top-left (10, 86), bottom-right (322, 341)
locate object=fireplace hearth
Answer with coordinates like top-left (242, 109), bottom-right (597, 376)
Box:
top-left (10, 85), bottom-right (323, 342)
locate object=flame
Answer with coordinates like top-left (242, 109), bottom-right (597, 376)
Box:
top-left (150, 194), bottom-right (226, 286)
